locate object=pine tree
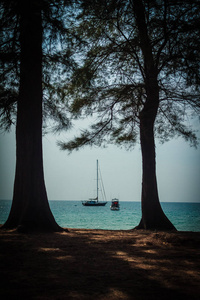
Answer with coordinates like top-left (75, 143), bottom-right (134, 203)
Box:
top-left (60, 0), bottom-right (200, 230)
top-left (0, 0), bottom-right (73, 232)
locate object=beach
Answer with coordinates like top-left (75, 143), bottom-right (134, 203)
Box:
top-left (0, 228), bottom-right (200, 299)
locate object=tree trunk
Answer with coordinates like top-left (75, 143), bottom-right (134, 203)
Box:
top-left (136, 86), bottom-right (176, 230)
top-left (133, 0), bottom-right (176, 230)
top-left (2, 1), bottom-right (63, 232)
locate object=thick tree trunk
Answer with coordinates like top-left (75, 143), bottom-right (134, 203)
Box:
top-left (136, 89), bottom-right (176, 230)
top-left (2, 1), bottom-right (63, 232)
top-left (133, 0), bottom-right (176, 230)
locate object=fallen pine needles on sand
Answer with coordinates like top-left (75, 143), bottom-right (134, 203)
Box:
top-left (0, 228), bottom-right (200, 300)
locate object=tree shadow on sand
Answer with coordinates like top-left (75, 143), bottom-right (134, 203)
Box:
top-left (0, 229), bottom-right (200, 299)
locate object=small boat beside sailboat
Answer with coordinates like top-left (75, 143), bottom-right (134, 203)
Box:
top-left (82, 160), bottom-right (107, 207)
top-left (110, 198), bottom-right (120, 210)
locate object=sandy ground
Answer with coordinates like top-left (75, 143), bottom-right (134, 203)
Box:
top-left (0, 228), bottom-right (200, 300)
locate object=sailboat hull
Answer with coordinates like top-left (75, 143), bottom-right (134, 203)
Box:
top-left (82, 201), bottom-right (107, 206)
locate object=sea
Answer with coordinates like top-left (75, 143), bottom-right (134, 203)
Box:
top-left (0, 200), bottom-right (200, 232)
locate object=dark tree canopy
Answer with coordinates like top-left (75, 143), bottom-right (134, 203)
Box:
top-left (60, 0), bottom-right (200, 151)
top-left (0, 0), bottom-right (74, 133)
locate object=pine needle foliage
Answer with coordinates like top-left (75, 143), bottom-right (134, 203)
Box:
top-left (0, 0), bottom-right (76, 133)
top-left (60, 0), bottom-right (200, 151)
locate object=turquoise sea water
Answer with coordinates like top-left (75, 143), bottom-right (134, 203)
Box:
top-left (0, 200), bottom-right (200, 231)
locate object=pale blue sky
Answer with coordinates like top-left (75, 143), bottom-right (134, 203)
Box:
top-left (0, 124), bottom-right (199, 203)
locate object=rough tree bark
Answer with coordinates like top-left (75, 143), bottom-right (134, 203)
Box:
top-left (133, 0), bottom-right (176, 230)
top-left (2, 1), bottom-right (63, 232)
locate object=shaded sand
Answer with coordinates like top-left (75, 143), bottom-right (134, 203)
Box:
top-left (0, 228), bottom-right (200, 299)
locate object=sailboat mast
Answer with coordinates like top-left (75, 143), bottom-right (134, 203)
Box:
top-left (97, 159), bottom-right (99, 201)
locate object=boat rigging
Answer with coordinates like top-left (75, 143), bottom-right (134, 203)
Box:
top-left (82, 160), bottom-right (107, 207)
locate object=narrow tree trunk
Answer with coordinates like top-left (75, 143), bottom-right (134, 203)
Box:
top-left (2, 1), bottom-right (63, 232)
top-left (133, 0), bottom-right (176, 230)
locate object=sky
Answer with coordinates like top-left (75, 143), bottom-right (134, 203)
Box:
top-left (0, 121), bottom-right (200, 203)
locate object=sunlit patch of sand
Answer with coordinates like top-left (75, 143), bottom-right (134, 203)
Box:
top-left (56, 255), bottom-right (74, 261)
top-left (107, 288), bottom-right (129, 299)
top-left (112, 250), bottom-right (158, 269)
top-left (38, 247), bottom-right (61, 252)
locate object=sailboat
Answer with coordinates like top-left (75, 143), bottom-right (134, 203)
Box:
top-left (82, 160), bottom-right (107, 206)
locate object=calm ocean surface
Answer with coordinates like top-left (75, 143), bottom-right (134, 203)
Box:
top-left (0, 200), bottom-right (200, 231)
